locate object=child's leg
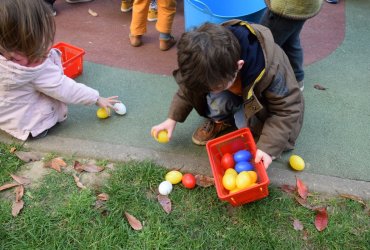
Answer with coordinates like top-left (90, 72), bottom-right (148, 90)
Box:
top-left (130, 0), bottom-right (151, 36)
top-left (156, 0), bottom-right (176, 35)
top-left (206, 91), bottom-right (243, 123)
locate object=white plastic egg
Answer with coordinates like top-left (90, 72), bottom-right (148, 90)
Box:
top-left (114, 102), bottom-right (127, 115)
top-left (158, 181), bottom-right (173, 195)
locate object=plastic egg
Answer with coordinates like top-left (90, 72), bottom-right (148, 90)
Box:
top-left (113, 103), bottom-right (127, 115)
top-left (158, 181), bottom-right (173, 195)
top-left (96, 108), bottom-right (110, 119)
top-left (247, 171), bottom-right (258, 183)
top-left (224, 168), bottom-right (238, 177)
top-left (234, 150), bottom-right (252, 162)
top-left (289, 155), bottom-right (305, 171)
top-left (236, 171), bottom-right (252, 189)
top-left (165, 170), bottom-right (183, 184)
top-left (234, 161), bottom-right (254, 173)
top-left (221, 153), bottom-right (235, 169)
top-left (222, 174), bottom-right (236, 191)
top-left (156, 130), bottom-right (169, 144)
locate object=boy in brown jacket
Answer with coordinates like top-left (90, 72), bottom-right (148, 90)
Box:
top-left (151, 20), bottom-right (304, 169)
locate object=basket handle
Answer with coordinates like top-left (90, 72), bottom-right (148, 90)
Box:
top-left (189, 0), bottom-right (213, 15)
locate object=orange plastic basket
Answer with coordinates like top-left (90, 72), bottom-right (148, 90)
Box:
top-left (52, 42), bottom-right (85, 79)
top-left (206, 128), bottom-right (270, 206)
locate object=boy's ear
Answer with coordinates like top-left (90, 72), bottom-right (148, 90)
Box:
top-left (237, 60), bottom-right (244, 70)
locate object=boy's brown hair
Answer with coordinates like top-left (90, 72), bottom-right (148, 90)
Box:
top-left (0, 0), bottom-right (55, 63)
top-left (173, 23), bottom-right (241, 92)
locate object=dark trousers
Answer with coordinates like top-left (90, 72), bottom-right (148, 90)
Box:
top-left (44, 0), bottom-right (56, 5)
top-left (260, 9), bottom-right (305, 82)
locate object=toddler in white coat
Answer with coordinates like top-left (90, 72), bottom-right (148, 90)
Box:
top-left (0, 0), bottom-right (119, 140)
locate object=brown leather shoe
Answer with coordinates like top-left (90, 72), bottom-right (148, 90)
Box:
top-left (159, 36), bottom-right (176, 51)
top-left (129, 34), bottom-right (142, 47)
top-left (192, 119), bottom-right (232, 145)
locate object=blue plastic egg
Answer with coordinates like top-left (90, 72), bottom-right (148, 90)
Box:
top-left (234, 150), bottom-right (252, 162)
top-left (234, 161), bottom-right (254, 173)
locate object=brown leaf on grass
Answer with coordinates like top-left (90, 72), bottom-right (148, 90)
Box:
top-left (293, 219), bottom-right (304, 231)
top-left (73, 174), bottom-right (86, 189)
top-left (9, 147), bottom-right (17, 153)
top-left (313, 84), bottom-right (327, 90)
top-left (88, 8), bottom-right (98, 17)
top-left (73, 161), bottom-right (85, 173)
top-left (15, 185), bottom-right (24, 202)
top-left (280, 184), bottom-right (296, 194)
top-left (11, 174), bottom-right (31, 185)
top-left (15, 151), bottom-right (42, 162)
top-left (97, 193), bottom-right (109, 201)
top-left (44, 157), bottom-right (67, 172)
top-left (340, 193), bottom-right (366, 206)
top-left (314, 207), bottom-right (328, 231)
top-left (12, 200), bottom-right (24, 217)
top-left (295, 196), bottom-right (314, 210)
top-left (296, 177), bottom-right (308, 200)
top-left (82, 164), bottom-right (104, 173)
top-left (195, 175), bottom-right (214, 187)
top-left (0, 183), bottom-right (19, 191)
top-left (124, 212), bottom-right (143, 230)
top-left (157, 194), bottom-right (172, 214)
top-left (302, 230), bottom-right (309, 241)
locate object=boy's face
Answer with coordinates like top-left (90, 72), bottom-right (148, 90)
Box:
top-left (210, 71), bottom-right (238, 94)
top-left (2, 51), bottom-right (45, 67)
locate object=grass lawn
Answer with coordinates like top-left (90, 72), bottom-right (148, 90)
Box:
top-left (0, 143), bottom-right (369, 249)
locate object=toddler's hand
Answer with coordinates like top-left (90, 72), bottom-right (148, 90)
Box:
top-left (255, 149), bottom-right (272, 169)
top-left (96, 96), bottom-right (120, 111)
top-left (151, 118), bottom-right (177, 141)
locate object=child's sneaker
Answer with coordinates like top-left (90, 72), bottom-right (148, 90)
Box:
top-left (147, 0), bottom-right (158, 22)
top-left (192, 119), bottom-right (232, 145)
top-left (121, 0), bottom-right (133, 12)
top-left (159, 36), bottom-right (176, 51)
top-left (129, 34), bottom-right (142, 47)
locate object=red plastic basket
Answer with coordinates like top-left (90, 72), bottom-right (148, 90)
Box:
top-left (206, 128), bottom-right (270, 206)
top-left (52, 42), bottom-right (85, 79)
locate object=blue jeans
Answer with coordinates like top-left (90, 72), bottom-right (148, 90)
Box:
top-left (260, 9), bottom-right (305, 82)
top-left (206, 91), bottom-right (248, 129)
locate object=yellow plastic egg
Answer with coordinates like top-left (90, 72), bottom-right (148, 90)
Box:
top-left (289, 155), bottom-right (305, 171)
top-left (222, 174), bottom-right (236, 191)
top-left (156, 130), bottom-right (169, 144)
top-left (224, 168), bottom-right (238, 177)
top-left (96, 108), bottom-right (110, 119)
top-left (165, 170), bottom-right (183, 184)
top-left (236, 171), bottom-right (252, 189)
top-left (247, 171), bottom-right (258, 184)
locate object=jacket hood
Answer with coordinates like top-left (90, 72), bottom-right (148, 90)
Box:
top-left (0, 49), bottom-right (61, 89)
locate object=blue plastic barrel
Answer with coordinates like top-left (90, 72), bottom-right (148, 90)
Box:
top-left (184, 0), bottom-right (266, 31)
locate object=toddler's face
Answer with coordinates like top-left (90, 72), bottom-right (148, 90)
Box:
top-left (210, 71), bottom-right (238, 94)
top-left (2, 51), bottom-right (45, 67)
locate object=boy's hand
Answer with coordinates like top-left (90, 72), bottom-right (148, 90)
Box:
top-left (151, 118), bottom-right (177, 141)
top-left (255, 149), bottom-right (272, 169)
top-left (96, 96), bottom-right (120, 111)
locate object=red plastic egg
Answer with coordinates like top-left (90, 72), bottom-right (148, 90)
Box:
top-left (182, 173), bottom-right (196, 189)
top-left (221, 153), bottom-right (235, 170)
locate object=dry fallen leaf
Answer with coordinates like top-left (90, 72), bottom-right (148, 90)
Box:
top-left (9, 147), bottom-right (17, 153)
top-left (340, 193), bottom-right (366, 206)
top-left (296, 177), bottom-right (308, 200)
top-left (314, 207), bottom-right (328, 231)
top-left (73, 174), bottom-right (86, 189)
top-left (97, 193), bottom-right (109, 201)
top-left (124, 212), bottom-right (143, 230)
top-left (15, 185), bottom-right (24, 202)
top-left (15, 151), bottom-right (42, 162)
top-left (0, 183), bottom-right (19, 191)
top-left (157, 194), bottom-right (172, 214)
top-left (82, 164), bottom-right (104, 173)
top-left (313, 84), bottom-right (327, 90)
top-left (44, 157), bottom-right (67, 172)
top-left (12, 200), bottom-right (24, 217)
top-left (88, 8), bottom-right (98, 17)
top-left (293, 219), bottom-right (304, 231)
top-left (73, 161), bottom-right (85, 173)
top-left (11, 174), bottom-right (31, 185)
top-left (280, 184), bottom-right (296, 194)
top-left (195, 175), bottom-right (214, 187)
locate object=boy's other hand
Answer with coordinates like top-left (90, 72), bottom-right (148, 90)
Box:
top-left (255, 149), bottom-right (272, 169)
top-left (151, 118), bottom-right (177, 141)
